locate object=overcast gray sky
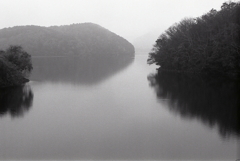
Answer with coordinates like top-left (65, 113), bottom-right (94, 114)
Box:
top-left (0, 0), bottom-right (232, 41)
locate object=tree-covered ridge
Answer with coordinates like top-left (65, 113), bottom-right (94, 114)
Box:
top-left (0, 23), bottom-right (135, 57)
top-left (148, 1), bottom-right (240, 77)
top-left (0, 46), bottom-right (32, 88)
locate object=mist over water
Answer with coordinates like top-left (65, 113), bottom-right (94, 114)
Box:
top-left (0, 55), bottom-right (239, 160)
top-left (30, 56), bottom-right (134, 84)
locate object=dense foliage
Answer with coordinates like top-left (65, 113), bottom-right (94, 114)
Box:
top-left (3, 46), bottom-right (33, 73)
top-left (0, 23), bottom-right (135, 57)
top-left (148, 1), bottom-right (240, 77)
top-left (0, 46), bottom-right (32, 87)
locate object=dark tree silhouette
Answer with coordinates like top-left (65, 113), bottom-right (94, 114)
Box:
top-left (4, 45), bottom-right (33, 73)
top-left (148, 1), bottom-right (240, 77)
top-left (0, 45), bottom-right (32, 87)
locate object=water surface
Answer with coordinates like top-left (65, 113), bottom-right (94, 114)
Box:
top-left (0, 54), bottom-right (239, 160)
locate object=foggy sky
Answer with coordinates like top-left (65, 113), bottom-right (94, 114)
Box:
top-left (0, 0), bottom-right (233, 41)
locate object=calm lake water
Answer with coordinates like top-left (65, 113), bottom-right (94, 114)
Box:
top-left (0, 54), bottom-right (239, 160)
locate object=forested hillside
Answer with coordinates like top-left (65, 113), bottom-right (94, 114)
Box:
top-left (0, 23), bottom-right (135, 57)
top-left (148, 1), bottom-right (240, 77)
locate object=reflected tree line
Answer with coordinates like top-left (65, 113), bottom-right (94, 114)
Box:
top-left (0, 52), bottom-right (133, 118)
top-left (148, 71), bottom-right (240, 138)
top-left (0, 84), bottom-right (33, 118)
top-left (30, 55), bottom-right (133, 84)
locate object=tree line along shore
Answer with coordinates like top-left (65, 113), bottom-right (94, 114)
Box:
top-left (148, 1), bottom-right (240, 78)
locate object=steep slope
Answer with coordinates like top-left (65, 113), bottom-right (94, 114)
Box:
top-left (0, 23), bottom-right (135, 57)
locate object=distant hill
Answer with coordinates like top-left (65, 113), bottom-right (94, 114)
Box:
top-left (132, 27), bottom-right (167, 54)
top-left (0, 23), bottom-right (135, 57)
top-left (132, 31), bottom-right (160, 53)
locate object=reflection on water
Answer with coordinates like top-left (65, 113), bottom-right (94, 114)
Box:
top-left (0, 84), bottom-right (34, 118)
top-left (148, 71), bottom-right (240, 138)
top-left (0, 55), bottom-right (238, 160)
top-left (30, 56), bottom-right (134, 84)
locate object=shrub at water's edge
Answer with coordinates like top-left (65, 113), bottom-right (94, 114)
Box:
top-left (148, 1), bottom-right (240, 78)
top-left (0, 46), bottom-right (33, 88)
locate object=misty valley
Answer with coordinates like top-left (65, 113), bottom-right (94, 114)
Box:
top-left (0, 2), bottom-right (240, 159)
